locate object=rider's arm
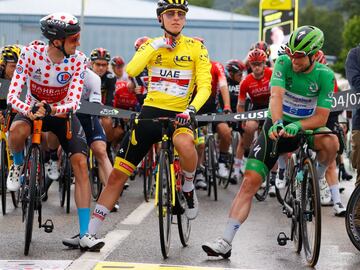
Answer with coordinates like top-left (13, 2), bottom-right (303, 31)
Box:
top-left (105, 73), bottom-right (116, 106)
top-left (189, 42), bottom-right (212, 112)
top-left (237, 79), bottom-right (247, 113)
top-left (217, 62), bottom-right (231, 110)
top-left (126, 40), bottom-right (156, 77)
top-left (269, 85), bottom-right (284, 123)
top-left (7, 47), bottom-right (32, 114)
top-left (297, 107), bottom-right (330, 130)
top-left (345, 47), bottom-right (360, 90)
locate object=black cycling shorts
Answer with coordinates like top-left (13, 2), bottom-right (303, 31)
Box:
top-left (77, 113), bottom-right (106, 146)
top-left (13, 113), bottom-right (88, 157)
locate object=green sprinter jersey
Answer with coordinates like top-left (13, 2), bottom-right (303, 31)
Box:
top-left (269, 54), bottom-right (335, 122)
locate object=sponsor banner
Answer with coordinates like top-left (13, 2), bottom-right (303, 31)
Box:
top-left (259, 0), bottom-right (298, 60)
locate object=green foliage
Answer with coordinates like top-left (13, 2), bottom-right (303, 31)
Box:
top-left (233, 0), bottom-right (258, 16)
top-left (332, 16), bottom-right (360, 76)
top-left (188, 0), bottom-right (215, 8)
top-left (340, 0), bottom-right (360, 19)
top-left (299, 0), bottom-right (344, 57)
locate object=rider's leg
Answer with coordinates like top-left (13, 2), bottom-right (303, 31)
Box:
top-left (91, 140), bottom-right (112, 186)
top-left (314, 134), bottom-right (339, 179)
top-left (217, 123), bottom-right (232, 178)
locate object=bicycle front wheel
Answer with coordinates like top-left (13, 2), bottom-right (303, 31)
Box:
top-left (88, 151), bottom-right (102, 200)
top-left (346, 184), bottom-right (360, 251)
top-left (301, 158), bottom-right (321, 267)
top-left (176, 175), bottom-right (191, 247)
top-left (206, 136), bottom-right (218, 201)
top-left (157, 150), bottom-right (172, 259)
top-left (143, 149), bottom-right (154, 202)
top-left (24, 147), bottom-right (39, 256)
top-left (0, 139), bottom-right (8, 215)
top-left (65, 157), bottom-right (72, 214)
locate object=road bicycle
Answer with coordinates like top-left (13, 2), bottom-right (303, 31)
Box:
top-left (276, 129), bottom-right (343, 266)
top-left (0, 105), bottom-right (18, 215)
top-left (346, 184), bottom-right (360, 252)
top-left (130, 115), bottom-right (193, 258)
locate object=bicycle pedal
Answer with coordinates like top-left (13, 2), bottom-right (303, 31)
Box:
top-left (277, 232), bottom-right (289, 246)
top-left (41, 219), bottom-right (54, 233)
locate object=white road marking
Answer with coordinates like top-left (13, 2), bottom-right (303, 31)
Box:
top-left (121, 200), bottom-right (154, 225)
top-left (0, 260), bottom-right (72, 270)
top-left (66, 230), bottom-right (131, 270)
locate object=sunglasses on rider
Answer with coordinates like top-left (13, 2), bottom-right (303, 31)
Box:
top-left (163, 10), bottom-right (186, 19)
top-left (249, 61), bottom-right (264, 67)
top-left (285, 46), bottom-right (307, 59)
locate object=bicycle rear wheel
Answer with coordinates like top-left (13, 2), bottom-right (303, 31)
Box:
top-left (1, 139), bottom-right (8, 215)
top-left (276, 153), bottom-right (295, 205)
top-left (346, 184), bottom-right (360, 251)
top-left (175, 174), bottom-right (191, 247)
top-left (23, 147), bottom-right (39, 256)
top-left (88, 151), bottom-right (102, 200)
top-left (143, 149), bottom-right (154, 202)
top-left (157, 150), bottom-right (172, 258)
top-left (301, 158), bottom-right (321, 267)
top-left (255, 174), bottom-right (269, 201)
top-left (206, 136), bottom-right (218, 201)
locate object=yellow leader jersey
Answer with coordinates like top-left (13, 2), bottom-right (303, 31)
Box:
top-left (126, 35), bottom-right (212, 112)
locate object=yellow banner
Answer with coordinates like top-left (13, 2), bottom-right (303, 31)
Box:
top-left (261, 0), bottom-right (292, 10)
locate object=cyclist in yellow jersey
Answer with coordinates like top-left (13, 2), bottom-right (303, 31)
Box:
top-left (85, 0), bottom-right (211, 248)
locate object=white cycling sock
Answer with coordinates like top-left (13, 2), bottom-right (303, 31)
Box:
top-left (88, 204), bottom-right (110, 235)
top-left (316, 162), bottom-right (328, 179)
top-left (329, 184), bottom-right (341, 204)
top-left (222, 218), bottom-right (241, 244)
top-left (182, 169), bottom-right (195, 192)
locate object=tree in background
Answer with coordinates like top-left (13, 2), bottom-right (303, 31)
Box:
top-left (333, 16), bottom-right (360, 76)
top-left (339, 0), bottom-right (360, 19)
top-left (189, 0), bottom-right (214, 8)
top-left (299, 0), bottom-right (344, 57)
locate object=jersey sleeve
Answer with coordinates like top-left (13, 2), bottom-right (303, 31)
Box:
top-left (238, 78), bottom-right (248, 105)
top-left (54, 54), bottom-right (87, 115)
top-left (215, 62), bottom-right (227, 88)
top-left (189, 42), bottom-right (211, 111)
top-left (86, 69), bottom-right (102, 104)
top-left (126, 39), bottom-right (157, 77)
top-left (270, 55), bottom-right (289, 89)
top-left (317, 67), bottom-right (335, 109)
top-left (7, 47), bottom-right (31, 114)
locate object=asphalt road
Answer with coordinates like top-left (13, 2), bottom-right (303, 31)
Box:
top-left (0, 170), bottom-right (360, 270)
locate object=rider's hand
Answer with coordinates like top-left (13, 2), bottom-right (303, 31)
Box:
top-left (223, 105), bottom-right (232, 114)
top-left (0, 112), bottom-right (4, 124)
top-left (175, 106), bottom-right (196, 126)
top-left (268, 119), bottom-right (284, 140)
top-left (150, 37), bottom-right (176, 50)
top-left (281, 121), bottom-right (302, 138)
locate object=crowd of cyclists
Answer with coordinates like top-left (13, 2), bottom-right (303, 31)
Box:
top-left (0, 0), bottom-right (356, 262)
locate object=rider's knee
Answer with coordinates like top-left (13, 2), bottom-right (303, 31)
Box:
top-left (71, 153), bottom-right (88, 170)
top-left (240, 174), bottom-right (262, 196)
top-left (244, 121), bottom-right (258, 134)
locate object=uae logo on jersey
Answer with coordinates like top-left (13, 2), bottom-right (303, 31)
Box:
top-left (57, 72), bottom-right (72, 84)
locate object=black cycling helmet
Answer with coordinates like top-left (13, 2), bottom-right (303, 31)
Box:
top-left (90, 48), bottom-right (111, 62)
top-left (156, 0), bottom-right (188, 37)
top-left (156, 0), bottom-right (188, 17)
top-left (40, 13), bottom-right (80, 41)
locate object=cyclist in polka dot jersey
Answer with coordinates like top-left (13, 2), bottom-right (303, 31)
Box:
top-left (6, 13), bottom-right (105, 251)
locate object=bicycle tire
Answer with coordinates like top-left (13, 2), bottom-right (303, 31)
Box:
top-left (223, 131), bottom-right (239, 189)
top-left (207, 136), bottom-right (218, 201)
top-left (24, 147), bottom-right (39, 256)
top-left (176, 175), bottom-right (191, 247)
top-left (276, 153), bottom-right (296, 205)
top-left (65, 157), bottom-right (71, 214)
top-left (157, 150), bottom-right (172, 259)
top-left (143, 149), bottom-right (154, 202)
top-left (1, 139), bottom-right (7, 215)
top-left (255, 174), bottom-right (270, 201)
top-left (301, 158), bottom-right (321, 267)
top-left (88, 151), bottom-right (102, 200)
top-left (59, 152), bottom-right (66, 207)
top-left (345, 184), bottom-right (360, 251)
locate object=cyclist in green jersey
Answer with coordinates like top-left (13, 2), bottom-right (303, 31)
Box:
top-left (202, 25), bottom-right (339, 258)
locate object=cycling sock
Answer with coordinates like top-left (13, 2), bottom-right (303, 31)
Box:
top-left (49, 148), bottom-right (59, 161)
top-left (222, 218), bottom-right (241, 244)
top-left (278, 155), bottom-right (286, 169)
top-left (316, 162), bottom-right (328, 179)
top-left (13, 151), bottom-right (24, 166)
top-left (182, 169), bottom-right (195, 192)
top-left (234, 158), bottom-right (241, 174)
top-left (78, 208), bottom-right (90, 238)
top-left (88, 204), bottom-right (110, 235)
top-left (329, 184), bottom-right (341, 204)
